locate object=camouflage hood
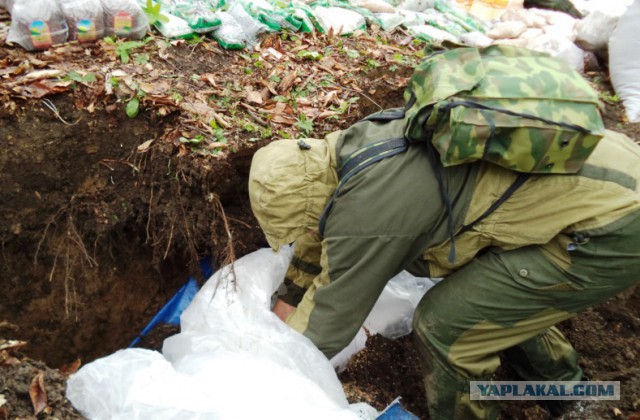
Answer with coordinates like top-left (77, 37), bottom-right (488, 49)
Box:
top-left (249, 138), bottom-right (338, 251)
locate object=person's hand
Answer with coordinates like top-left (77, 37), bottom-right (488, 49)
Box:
top-left (273, 298), bottom-right (296, 322)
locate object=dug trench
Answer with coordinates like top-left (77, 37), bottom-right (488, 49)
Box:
top-left (1, 75), bottom-right (640, 419)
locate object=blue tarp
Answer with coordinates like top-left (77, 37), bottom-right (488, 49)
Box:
top-left (129, 259), bottom-right (213, 347)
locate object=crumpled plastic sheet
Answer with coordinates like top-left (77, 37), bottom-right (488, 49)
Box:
top-left (66, 247), bottom-right (437, 419)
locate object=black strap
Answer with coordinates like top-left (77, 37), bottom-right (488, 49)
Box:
top-left (319, 137), bottom-right (409, 236)
top-left (339, 138), bottom-right (408, 179)
top-left (458, 172), bottom-right (530, 235)
top-left (441, 100), bottom-right (590, 134)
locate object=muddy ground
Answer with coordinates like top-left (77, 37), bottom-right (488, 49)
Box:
top-left (1, 8), bottom-right (639, 420)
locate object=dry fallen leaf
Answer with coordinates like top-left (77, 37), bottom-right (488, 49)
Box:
top-left (246, 90), bottom-right (263, 105)
top-left (278, 71), bottom-right (297, 94)
top-left (29, 371), bottom-right (47, 416)
top-left (59, 358), bottom-right (82, 377)
top-left (21, 69), bottom-right (64, 82)
top-left (137, 139), bottom-right (155, 152)
top-left (0, 340), bottom-right (27, 351)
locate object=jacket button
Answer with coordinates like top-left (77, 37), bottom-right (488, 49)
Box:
top-left (519, 269), bottom-right (529, 277)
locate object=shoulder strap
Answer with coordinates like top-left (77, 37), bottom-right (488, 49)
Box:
top-left (457, 172), bottom-right (530, 235)
top-left (318, 136), bottom-right (409, 236)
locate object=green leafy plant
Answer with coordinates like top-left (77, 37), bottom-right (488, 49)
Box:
top-left (366, 59), bottom-right (380, 69)
top-left (295, 113), bottom-right (313, 136)
top-left (141, 0), bottom-right (169, 26)
top-left (599, 92), bottom-right (620, 105)
top-left (126, 96), bottom-right (140, 118)
top-left (179, 135), bottom-right (205, 145)
top-left (344, 48), bottom-right (360, 59)
top-left (297, 50), bottom-right (322, 61)
top-left (104, 37), bottom-right (151, 64)
top-left (134, 53), bottom-right (150, 65)
top-left (64, 71), bottom-right (97, 85)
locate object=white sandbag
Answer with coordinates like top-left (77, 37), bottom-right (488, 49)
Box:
top-left (571, 0), bottom-right (633, 18)
top-left (543, 22), bottom-right (575, 41)
top-left (459, 30), bottom-right (493, 47)
top-left (352, 0), bottom-right (396, 14)
top-left (374, 12), bottom-right (406, 31)
top-left (486, 20), bottom-right (527, 39)
top-left (519, 27), bottom-right (543, 42)
top-left (7, 0), bottom-right (68, 50)
top-left (500, 9), bottom-right (546, 28)
top-left (397, 0), bottom-right (434, 12)
top-left (609, 0), bottom-right (640, 122)
top-left (493, 37), bottom-right (528, 47)
top-left (528, 33), bottom-right (584, 72)
top-left (409, 24), bottom-right (460, 43)
top-left (574, 9), bottom-right (624, 53)
top-left (313, 6), bottom-right (366, 35)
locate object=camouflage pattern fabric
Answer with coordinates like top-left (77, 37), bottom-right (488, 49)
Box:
top-left (404, 45), bottom-right (605, 174)
top-left (413, 211), bottom-right (640, 419)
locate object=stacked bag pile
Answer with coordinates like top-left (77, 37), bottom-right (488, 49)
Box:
top-left (4, 0), bottom-right (149, 51)
top-left (0, 0), bottom-right (491, 50)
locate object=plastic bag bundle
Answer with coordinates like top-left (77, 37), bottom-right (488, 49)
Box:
top-left (409, 23), bottom-right (460, 43)
top-left (164, 0), bottom-right (222, 33)
top-left (60, 0), bottom-right (105, 43)
top-left (421, 8), bottom-right (467, 36)
top-left (67, 247), bottom-right (377, 419)
top-left (313, 6), bottom-right (366, 35)
top-left (363, 271), bottom-right (437, 340)
top-left (212, 3), bottom-right (269, 49)
top-left (373, 12), bottom-right (405, 31)
top-left (100, 0), bottom-right (149, 39)
top-left (7, 0), bottom-right (68, 51)
top-left (435, 0), bottom-right (486, 32)
top-left (154, 12), bottom-right (195, 38)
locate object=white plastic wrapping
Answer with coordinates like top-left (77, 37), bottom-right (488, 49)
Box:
top-left (364, 271), bottom-right (437, 340)
top-left (59, 0), bottom-right (105, 42)
top-left (67, 248), bottom-right (377, 419)
top-left (7, 0), bottom-right (68, 51)
top-left (609, 0), bottom-right (640, 122)
top-left (100, 0), bottom-right (149, 39)
top-left (66, 247), bottom-right (440, 419)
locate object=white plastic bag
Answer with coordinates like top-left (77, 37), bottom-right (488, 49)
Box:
top-left (7, 0), bottom-right (68, 51)
top-left (313, 6), bottom-right (367, 35)
top-left (212, 3), bottom-right (269, 49)
top-left (609, 0), bottom-right (640, 122)
top-left (364, 271), bottom-right (437, 340)
top-left (100, 0), bottom-right (149, 39)
top-left (67, 248), bottom-right (375, 419)
top-left (59, 0), bottom-right (105, 42)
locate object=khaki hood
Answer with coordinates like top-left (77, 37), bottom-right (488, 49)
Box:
top-left (249, 138), bottom-right (338, 251)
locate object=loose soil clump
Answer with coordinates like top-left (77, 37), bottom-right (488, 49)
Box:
top-left (1, 12), bottom-right (639, 419)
